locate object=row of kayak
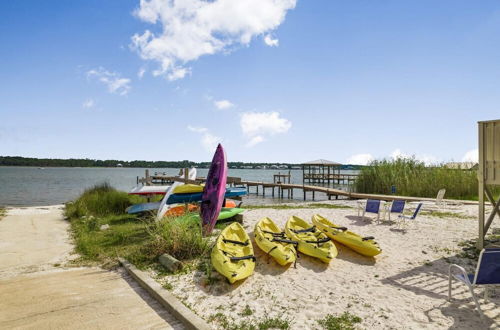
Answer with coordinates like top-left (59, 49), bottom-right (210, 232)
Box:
top-left (211, 215), bottom-right (382, 283)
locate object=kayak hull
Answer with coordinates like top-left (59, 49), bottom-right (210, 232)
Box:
top-left (211, 222), bottom-right (255, 283)
top-left (201, 144), bottom-right (228, 235)
top-left (312, 214), bottom-right (381, 257)
top-left (285, 216), bottom-right (337, 263)
top-left (254, 217), bottom-right (296, 266)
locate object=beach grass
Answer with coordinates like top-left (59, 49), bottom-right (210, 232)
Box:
top-left (355, 158), bottom-right (483, 200)
top-left (244, 203), bottom-right (352, 210)
top-left (317, 312), bottom-right (362, 330)
top-left (65, 182), bottom-right (142, 218)
top-left (0, 207), bottom-right (5, 219)
top-left (65, 184), bottom-right (213, 268)
top-left (208, 312), bottom-right (291, 330)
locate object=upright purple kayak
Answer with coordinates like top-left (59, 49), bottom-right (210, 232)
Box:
top-left (201, 144), bottom-right (228, 235)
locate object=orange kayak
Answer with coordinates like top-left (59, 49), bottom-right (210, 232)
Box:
top-left (164, 200), bottom-right (237, 217)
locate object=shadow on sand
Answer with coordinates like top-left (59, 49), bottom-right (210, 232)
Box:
top-left (381, 253), bottom-right (499, 328)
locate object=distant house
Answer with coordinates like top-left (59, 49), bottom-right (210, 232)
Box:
top-left (116, 163), bottom-right (123, 167)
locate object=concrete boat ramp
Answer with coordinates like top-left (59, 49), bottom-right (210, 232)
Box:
top-left (0, 205), bottom-right (183, 329)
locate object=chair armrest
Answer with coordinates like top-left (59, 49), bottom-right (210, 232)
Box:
top-left (449, 264), bottom-right (472, 285)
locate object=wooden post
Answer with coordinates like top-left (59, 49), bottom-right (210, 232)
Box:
top-left (312, 191), bottom-right (315, 201)
top-left (145, 169), bottom-right (150, 185)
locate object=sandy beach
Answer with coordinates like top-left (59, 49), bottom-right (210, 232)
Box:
top-left (153, 201), bottom-right (500, 329)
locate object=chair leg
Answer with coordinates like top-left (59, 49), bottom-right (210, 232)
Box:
top-left (448, 273), bottom-right (452, 301)
top-left (468, 286), bottom-right (484, 318)
top-left (484, 287), bottom-right (489, 302)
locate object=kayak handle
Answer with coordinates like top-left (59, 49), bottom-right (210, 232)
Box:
top-left (362, 236), bottom-right (375, 241)
top-left (292, 226), bottom-right (316, 234)
top-left (230, 255), bottom-right (256, 262)
top-left (223, 238), bottom-right (249, 246)
top-left (305, 238), bottom-right (331, 244)
top-left (261, 229), bottom-right (286, 237)
top-left (332, 226), bottom-right (348, 231)
top-left (272, 238), bottom-right (299, 245)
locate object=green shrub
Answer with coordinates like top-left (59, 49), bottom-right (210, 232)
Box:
top-left (355, 158), bottom-right (479, 200)
top-left (65, 182), bottom-right (141, 218)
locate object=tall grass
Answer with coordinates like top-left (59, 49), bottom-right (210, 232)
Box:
top-left (146, 215), bottom-right (211, 261)
top-left (65, 184), bottom-right (210, 267)
top-left (65, 182), bottom-right (141, 218)
top-left (355, 158), bottom-right (478, 200)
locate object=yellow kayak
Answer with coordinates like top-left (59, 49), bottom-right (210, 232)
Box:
top-left (173, 184), bottom-right (204, 194)
top-left (211, 222), bottom-right (255, 283)
top-left (312, 214), bottom-right (381, 257)
top-left (254, 217), bottom-right (297, 266)
top-left (285, 216), bottom-right (337, 263)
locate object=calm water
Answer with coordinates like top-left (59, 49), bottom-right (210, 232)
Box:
top-left (0, 167), bottom-right (357, 207)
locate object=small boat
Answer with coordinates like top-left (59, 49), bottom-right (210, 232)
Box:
top-left (254, 217), bottom-right (297, 266)
top-left (211, 222), bottom-right (255, 283)
top-left (312, 214), bottom-right (381, 257)
top-left (172, 184), bottom-right (204, 194)
top-left (128, 185), bottom-right (170, 196)
top-left (285, 216), bottom-right (337, 263)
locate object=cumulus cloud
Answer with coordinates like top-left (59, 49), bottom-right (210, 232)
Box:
top-left (138, 67), bottom-right (146, 79)
top-left (346, 153), bottom-right (374, 166)
top-left (214, 99), bottom-right (234, 110)
top-left (87, 67), bottom-right (131, 95)
top-left (462, 149), bottom-right (478, 163)
top-left (188, 125), bottom-right (221, 152)
top-left (264, 34), bottom-right (279, 47)
top-left (246, 135), bottom-right (265, 148)
top-left (82, 99), bottom-right (95, 109)
top-left (240, 111), bottom-right (291, 147)
top-left (130, 0), bottom-right (296, 80)
top-left (390, 148), bottom-right (439, 165)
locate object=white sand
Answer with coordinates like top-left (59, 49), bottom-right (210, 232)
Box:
top-left (155, 201), bottom-right (500, 329)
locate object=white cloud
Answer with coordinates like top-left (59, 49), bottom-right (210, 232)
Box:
top-left (462, 149), bottom-right (478, 163)
top-left (240, 111), bottom-right (291, 147)
top-left (264, 34), bottom-right (279, 47)
top-left (390, 148), bottom-right (439, 165)
top-left (187, 125), bottom-right (221, 152)
top-left (138, 67), bottom-right (146, 79)
top-left (87, 67), bottom-right (131, 95)
top-left (187, 125), bottom-right (208, 133)
top-left (346, 153), bottom-right (374, 166)
top-left (82, 99), bottom-right (95, 109)
top-left (130, 0), bottom-right (296, 80)
top-left (246, 135), bottom-right (265, 147)
top-left (214, 99), bottom-right (234, 110)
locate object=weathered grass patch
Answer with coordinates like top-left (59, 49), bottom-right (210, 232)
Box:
top-left (208, 312), bottom-right (291, 330)
top-left (0, 207), bottom-right (5, 220)
top-left (421, 210), bottom-right (475, 220)
top-left (317, 312), bottom-right (362, 330)
top-left (65, 184), bottom-right (213, 269)
top-left (244, 203), bottom-right (352, 210)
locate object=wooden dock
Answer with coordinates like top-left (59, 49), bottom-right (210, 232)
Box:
top-left (240, 180), bottom-right (479, 205)
top-left (135, 170), bottom-right (478, 205)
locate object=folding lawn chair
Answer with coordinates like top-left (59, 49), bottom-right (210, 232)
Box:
top-left (396, 203), bottom-right (423, 228)
top-left (385, 200), bottom-right (405, 221)
top-left (357, 199), bottom-right (382, 222)
top-left (448, 248), bottom-right (500, 318)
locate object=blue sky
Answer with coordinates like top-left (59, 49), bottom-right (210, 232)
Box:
top-left (1, 0), bottom-right (499, 164)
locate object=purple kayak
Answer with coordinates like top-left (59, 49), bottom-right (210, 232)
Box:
top-left (200, 144), bottom-right (228, 235)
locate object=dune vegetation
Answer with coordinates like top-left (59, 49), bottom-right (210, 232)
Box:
top-left (355, 158), bottom-right (484, 200)
top-left (65, 183), bottom-right (212, 268)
